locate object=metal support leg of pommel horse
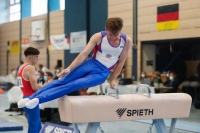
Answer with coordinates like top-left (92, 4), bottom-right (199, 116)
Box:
top-left (153, 118), bottom-right (177, 133)
top-left (72, 123), bottom-right (80, 133)
top-left (73, 122), bottom-right (100, 133)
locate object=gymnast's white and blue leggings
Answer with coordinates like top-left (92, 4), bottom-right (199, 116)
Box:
top-left (28, 58), bottom-right (110, 104)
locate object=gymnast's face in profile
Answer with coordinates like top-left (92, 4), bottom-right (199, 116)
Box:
top-left (29, 55), bottom-right (38, 65)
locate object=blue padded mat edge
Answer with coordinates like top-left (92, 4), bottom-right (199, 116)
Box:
top-left (0, 118), bottom-right (23, 131)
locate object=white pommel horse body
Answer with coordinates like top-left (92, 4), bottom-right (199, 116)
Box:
top-left (58, 84), bottom-right (192, 133)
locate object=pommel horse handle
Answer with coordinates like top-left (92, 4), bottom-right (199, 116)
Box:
top-left (136, 84), bottom-right (151, 98)
top-left (105, 85), bottom-right (120, 99)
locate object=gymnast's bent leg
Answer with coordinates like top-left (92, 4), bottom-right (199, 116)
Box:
top-left (25, 70), bottom-right (110, 109)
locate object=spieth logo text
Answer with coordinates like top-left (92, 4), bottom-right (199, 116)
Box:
top-left (116, 108), bottom-right (154, 118)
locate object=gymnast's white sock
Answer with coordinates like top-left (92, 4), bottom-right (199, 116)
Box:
top-left (25, 98), bottom-right (39, 109)
top-left (17, 98), bottom-right (30, 108)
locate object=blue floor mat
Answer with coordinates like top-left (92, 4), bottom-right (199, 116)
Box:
top-left (0, 118), bottom-right (23, 131)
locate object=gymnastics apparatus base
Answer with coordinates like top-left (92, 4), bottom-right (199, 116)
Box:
top-left (58, 84), bottom-right (192, 133)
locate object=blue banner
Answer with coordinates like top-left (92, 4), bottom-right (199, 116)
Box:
top-left (40, 122), bottom-right (74, 133)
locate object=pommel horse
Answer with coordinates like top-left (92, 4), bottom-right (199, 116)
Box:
top-left (58, 84), bottom-right (192, 133)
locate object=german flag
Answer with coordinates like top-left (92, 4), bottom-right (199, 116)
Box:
top-left (157, 3), bottom-right (179, 31)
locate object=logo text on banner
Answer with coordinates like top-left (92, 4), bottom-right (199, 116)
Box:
top-left (50, 34), bottom-right (69, 50)
top-left (40, 122), bottom-right (74, 133)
